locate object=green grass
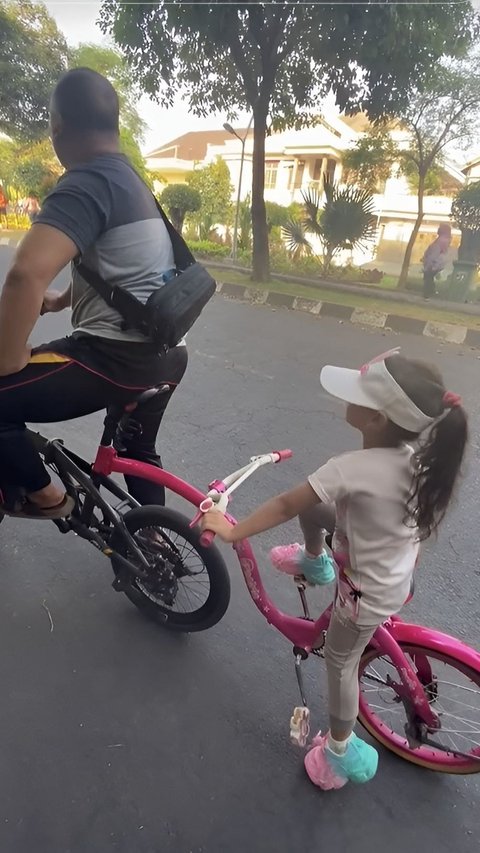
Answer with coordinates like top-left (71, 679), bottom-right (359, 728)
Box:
top-left (209, 267), bottom-right (480, 331)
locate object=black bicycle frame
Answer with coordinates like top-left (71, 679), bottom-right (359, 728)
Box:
top-left (29, 431), bottom-right (154, 582)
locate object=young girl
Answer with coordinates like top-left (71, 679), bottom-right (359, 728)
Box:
top-left (201, 349), bottom-right (468, 791)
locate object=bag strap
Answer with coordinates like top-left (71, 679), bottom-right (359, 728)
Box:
top-left (122, 157), bottom-right (196, 271)
top-left (152, 196), bottom-right (195, 271)
top-left (74, 159), bottom-right (196, 324)
top-left (74, 258), bottom-right (149, 333)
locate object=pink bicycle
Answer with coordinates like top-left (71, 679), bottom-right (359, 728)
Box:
top-left (16, 388), bottom-right (480, 774)
top-left (197, 449), bottom-right (480, 775)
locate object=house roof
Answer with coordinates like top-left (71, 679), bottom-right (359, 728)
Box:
top-left (147, 116), bottom-right (361, 160)
top-left (462, 151), bottom-right (480, 173)
top-left (338, 113), bottom-right (371, 133)
top-left (147, 129), bottom-right (251, 161)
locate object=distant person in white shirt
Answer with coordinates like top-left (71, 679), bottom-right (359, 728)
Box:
top-left (202, 348), bottom-right (467, 790)
top-left (422, 223), bottom-right (452, 299)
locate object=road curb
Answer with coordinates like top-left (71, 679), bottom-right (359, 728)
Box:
top-left (215, 281), bottom-right (475, 347)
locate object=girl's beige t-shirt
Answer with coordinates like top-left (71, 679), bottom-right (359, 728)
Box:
top-left (308, 445), bottom-right (419, 623)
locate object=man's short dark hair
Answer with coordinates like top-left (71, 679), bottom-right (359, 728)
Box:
top-left (52, 67), bottom-right (120, 134)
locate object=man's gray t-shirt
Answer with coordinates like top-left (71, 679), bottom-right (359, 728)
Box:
top-left (36, 154), bottom-right (175, 343)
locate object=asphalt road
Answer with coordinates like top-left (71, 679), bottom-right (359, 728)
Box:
top-left (0, 245), bottom-right (479, 852)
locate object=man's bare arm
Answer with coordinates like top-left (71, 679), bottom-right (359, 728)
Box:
top-left (0, 225), bottom-right (78, 375)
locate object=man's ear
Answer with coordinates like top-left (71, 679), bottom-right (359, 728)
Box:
top-left (49, 108), bottom-right (62, 141)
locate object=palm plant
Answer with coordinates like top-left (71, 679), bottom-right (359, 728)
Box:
top-left (282, 179), bottom-right (377, 276)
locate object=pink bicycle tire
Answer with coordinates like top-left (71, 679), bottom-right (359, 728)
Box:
top-left (358, 644), bottom-right (480, 774)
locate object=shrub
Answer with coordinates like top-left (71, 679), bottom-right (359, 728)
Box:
top-left (187, 240), bottom-right (230, 258)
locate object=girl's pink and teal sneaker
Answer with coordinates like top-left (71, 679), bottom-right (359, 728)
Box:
top-left (270, 542), bottom-right (335, 585)
top-left (304, 732), bottom-right (378, 790)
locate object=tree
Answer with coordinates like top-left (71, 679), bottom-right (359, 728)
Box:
top-left (0, 138), bottom-right (17, 197)
top-left (187, 158), bottom-right (233, 239)
top-left (403, 160), bottom-right (444, 197)
top-left (160, 184), bottom-right (201, 233)
top-left (0, 0), bottom-right (68, 140)
top-left (11, 139), bottom-right (62, 199)
top-left (342, 126), bottom-right (399, 194)
top-left (265, 201), bottom-right (290, 232)
top-left (396, 59), bottom-right (480, 287)
top-left (0, 137), bottom-right (61, 200)
top-left (118, 127), bottom-right (152, 185)
top-left (100, 2), bottom-right (478, 282)
top-left (451, 181), bottom-right (480, 265)
top-left (283, 182), bottom-right (377, 275)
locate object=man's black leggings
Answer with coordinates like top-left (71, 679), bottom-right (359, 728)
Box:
top-left (0, 335), bottom-right (188, 506)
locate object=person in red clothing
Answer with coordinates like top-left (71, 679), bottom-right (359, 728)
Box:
top-left (0, 186), bottom-right (7, 217)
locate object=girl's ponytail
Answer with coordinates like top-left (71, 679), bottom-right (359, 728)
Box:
top-left (408, 393), bottom-right (468, 540)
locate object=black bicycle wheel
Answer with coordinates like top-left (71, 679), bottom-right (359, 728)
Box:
top-left (110, 505), bottom-right (230, 632)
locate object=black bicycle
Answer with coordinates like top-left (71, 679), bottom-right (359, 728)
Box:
top-left (3, 387), bottom-right (231, 632)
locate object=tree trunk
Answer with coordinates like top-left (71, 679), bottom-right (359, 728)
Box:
top-left (251, 104), bottom-right (270, 282)
top-left (458, 229), bottom-right (480, 265)
top-left (170, 208), bottom-right (184, 233)
top-left (397, 173), bottom-right (426, 288)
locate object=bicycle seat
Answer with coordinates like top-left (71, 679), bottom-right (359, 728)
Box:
top-left (123, 384), bottom-right (172, 413)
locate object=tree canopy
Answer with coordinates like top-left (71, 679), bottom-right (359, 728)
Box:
top-left (187, 159), bottom-right (233, 240)
top-left (160, 183), bottom-right (201, 233)
top-left (342, 127), bottom-right (399, 194)
top-left (100, 1), bottom-right (478, 280)
top-left (0, 0), bottom-right (68, 140)
top-left (0, 137), bottom-right (61, 200)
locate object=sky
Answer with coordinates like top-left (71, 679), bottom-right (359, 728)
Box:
top-left (42, 0), bottom-right (480, 156)
top-left (43, 0), bottom-right (249, 153)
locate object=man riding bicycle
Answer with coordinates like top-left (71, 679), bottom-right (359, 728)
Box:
top-left (0, 68), bottom-right (187, 518)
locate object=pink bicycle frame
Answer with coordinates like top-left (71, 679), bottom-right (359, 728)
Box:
top-left (93, 444), bottom-right (480, 730)
top-left (93, 445), bottom-right (207, 509)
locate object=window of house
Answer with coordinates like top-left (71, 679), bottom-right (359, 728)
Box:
top-left (265, 161), bottom-right (279, 189)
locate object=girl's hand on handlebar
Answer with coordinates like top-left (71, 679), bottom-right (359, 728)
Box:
top-left (201, 510), bottom-right (235, 543)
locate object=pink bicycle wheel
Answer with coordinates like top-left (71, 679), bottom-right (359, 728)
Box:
top-left (358, 645), bottom-right (480, 773)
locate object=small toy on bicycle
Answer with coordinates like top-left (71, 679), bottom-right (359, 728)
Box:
top-left (201, 348), bottom-right (479, 790)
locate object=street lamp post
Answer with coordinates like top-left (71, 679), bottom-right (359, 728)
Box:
top-left (223, 117), bottom-right (253, 262)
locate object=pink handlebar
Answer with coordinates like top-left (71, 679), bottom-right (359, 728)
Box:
top-left (200, 529), bottom-right (216, 548)
top-left (274, 449), bottom-right (293, 462)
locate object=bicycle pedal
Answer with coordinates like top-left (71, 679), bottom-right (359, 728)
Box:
top-left (290, 706), bottom-right (310, 748)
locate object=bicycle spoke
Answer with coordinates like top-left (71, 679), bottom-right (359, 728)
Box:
top-left (131, 524), bottom-right (212, 613)
top-left (360, 646), bottom-right (480, 765)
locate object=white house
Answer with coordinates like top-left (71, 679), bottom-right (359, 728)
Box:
top-left (463, 152), bottom-right (480, 184)
top-left (146, 111), bottom-right (465, 268)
